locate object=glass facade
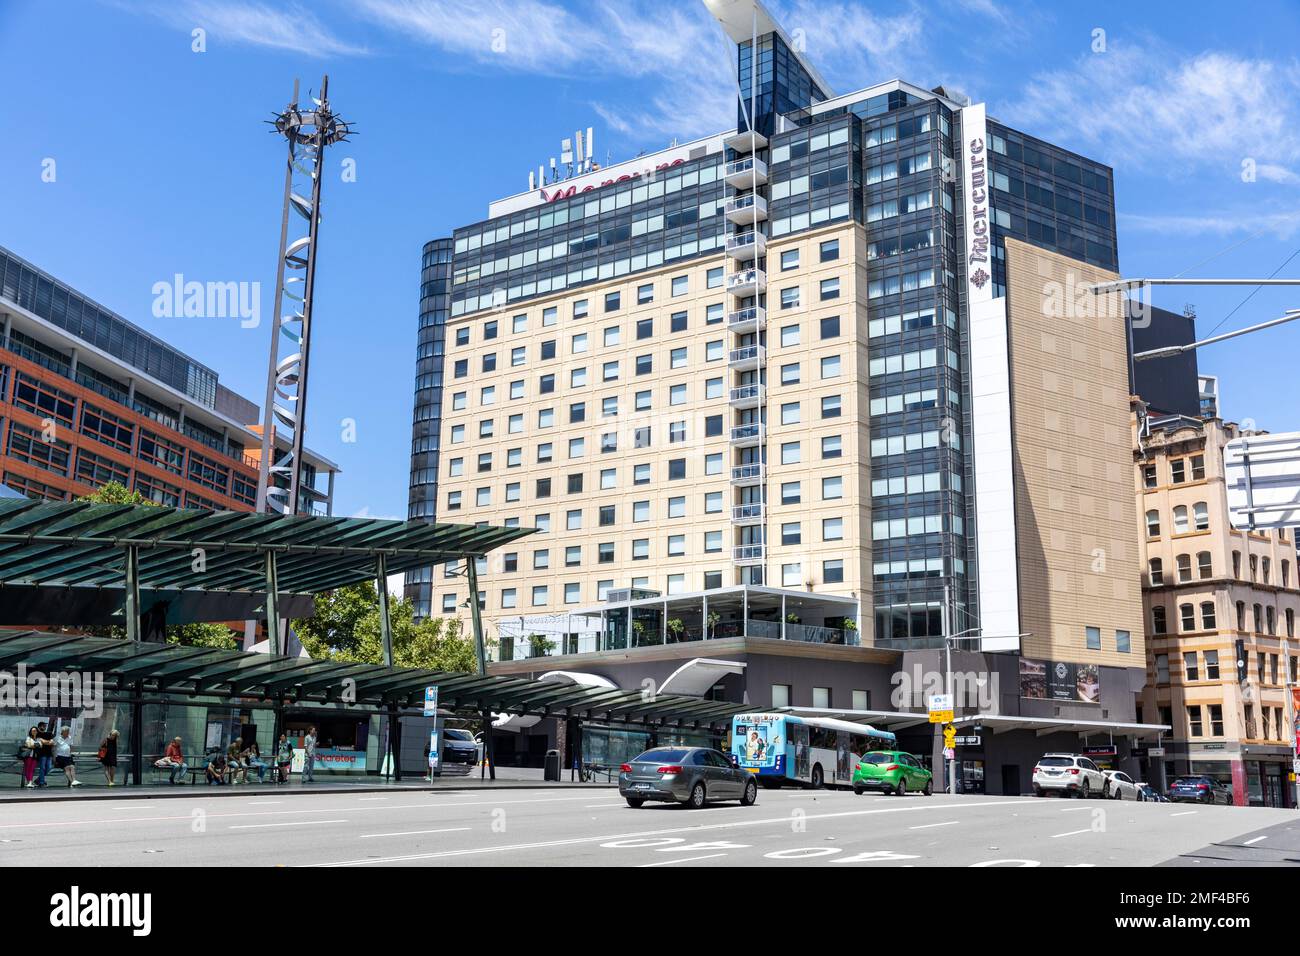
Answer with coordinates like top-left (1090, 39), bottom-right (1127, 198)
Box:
top-left (0, 245), bottom-right (218, 408)
top-left (736, 31), bottom-right (830, 136)
top-left (405, 238), bottom-right (454, 617)
top-left (448, 155), bottom-right (727, 317)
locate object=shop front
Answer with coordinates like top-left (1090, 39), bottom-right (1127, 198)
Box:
top-left (283, 711), bottom-right (376, 775)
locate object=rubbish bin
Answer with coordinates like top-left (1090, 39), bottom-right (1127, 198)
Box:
top-left (544, 749), bottom-right (561, 782)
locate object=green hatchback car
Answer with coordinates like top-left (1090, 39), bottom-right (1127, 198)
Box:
top-left (852, 751), bottom-right (933, 796)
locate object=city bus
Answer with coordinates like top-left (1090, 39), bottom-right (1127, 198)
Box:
top-left (730, 713), bottom-right (896, 789)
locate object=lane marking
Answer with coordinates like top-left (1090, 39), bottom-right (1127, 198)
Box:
top-left (1170, 811), bottom-right (1198, 817)
top-left (307, 799), bottom-right (1041, 867)
top-left (1059, 807), bottom-right (1093, 813)
top-left (638, 853), bottom-right (728, 867)
top-left (247, 801), bottom-right (283, 806)
top-left (1242, 836), bottom-right (1267, 845)
top-left (229, 819), bottom-right (347, 830)
top-left (358, 827), bottom-right (471, 840)
top-left (1050, 828), bottom-right (1093, 839)
top-left (909, 820), bottom-right (959, 830)
top-left (358, 797), bottom-right (388, 802)
top-left (0, 792), bottom-right (614, 831)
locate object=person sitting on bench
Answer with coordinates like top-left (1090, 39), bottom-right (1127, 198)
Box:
top-left (205, 751), bottom-right (228, 785)
top-left (155, 736), bottom-right (188, 784)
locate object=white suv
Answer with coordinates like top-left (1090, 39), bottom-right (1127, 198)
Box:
top-left (1032, 753), bottom-right (1109, 798)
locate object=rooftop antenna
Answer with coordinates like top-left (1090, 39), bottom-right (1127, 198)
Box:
top-left (256, 75), bottom-right (352, 520)
top-left (586, 126), bottom-right (594, 172)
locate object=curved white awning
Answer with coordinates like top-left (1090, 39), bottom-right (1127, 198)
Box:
top-left (492, 670), bottom-right (618, 731)
top-left (492, 712), bottom-right (542, 732)
top-left (659, 658), bottom-right (745, 697)
top-left (536, 670), bottom-right (618, 689)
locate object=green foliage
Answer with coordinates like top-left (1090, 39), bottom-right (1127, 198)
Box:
top-left (77, 481), bottom-right (150, 506)
top-left (83, 620), bottom-right (240, 649)
top-left (294, 582), bottom-right (479, 672)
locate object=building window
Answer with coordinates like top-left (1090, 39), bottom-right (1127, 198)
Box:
top-left (1115, 629), bottom-right (1130, 653)
top-left (1145, 510), bottom-right (1160, 537)
top-left (1184, 651), bottom-right (1199, 681)
top-left (820, 238), bottom-right (839, 261)
top-left (812, 687), bottom-right (830, 708)
top-left (637, 283), bottom-right (653, 305)
top-left (779, 286), bottom-right (800, 310)
top-left (780, 249), bottom-right (799, 271)
top-left (1151, 605), bottom-right (1166, 634)
top-left (771, 684), bottom-right (791, 708)
top-left (605, 291), bottom-right (620, 312)
top-left (1180, 603), bottom-right (1196, 631)
top-left (820, 315), bottom-right (840, 339)
top-left (824, 559), bottom-right (844, 583)
top-left (819, 278), bottom-right (840, 301)
top-left (1172, 505), bottom-right (1189, 533)
top-left (1148, 558), bottom-right (1163, 585)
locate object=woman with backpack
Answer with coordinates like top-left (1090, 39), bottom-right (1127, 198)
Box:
top-left (98, 729), bottom-right (120, 787)
top-left (20, 726), bottom-right (39, 788)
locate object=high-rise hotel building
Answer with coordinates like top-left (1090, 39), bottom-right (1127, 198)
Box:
top-left (406, 0), bottom-right (1161, 788)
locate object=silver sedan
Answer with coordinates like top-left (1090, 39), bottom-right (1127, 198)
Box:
top-left (618, 747), bottom-right (759, 809)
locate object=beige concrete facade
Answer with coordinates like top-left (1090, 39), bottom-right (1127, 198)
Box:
top-left (1135, 412), bottom-right (1299, 803)
top-left (1003, 238), bottom-right (1146, 668)
top-left (432, 220), bottom-right (870, 631)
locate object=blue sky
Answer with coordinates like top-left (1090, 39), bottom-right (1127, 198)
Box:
top-left (2, 0), bottom-right (1298, 520)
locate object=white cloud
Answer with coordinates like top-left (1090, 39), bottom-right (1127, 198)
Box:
top-left (1120, 209), bottom-right (1300, 241)
top-left (113, 0), bottom-right (369, 57)
top-left (1010, 42), bottom-right (1300, 179)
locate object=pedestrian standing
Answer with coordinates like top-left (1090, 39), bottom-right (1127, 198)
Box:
top-left (53, 727), bottom-right (81, 787)
top-left (99, 729), bottom-right (120, 787)
top-left (275, 732), bottom-right (294, 783)
top-left (34, 721), bottom-right (54, 788)
top-left (20, 726), bottom-right (38, 788)
top-left (303, 726), bottom-right (317, 783)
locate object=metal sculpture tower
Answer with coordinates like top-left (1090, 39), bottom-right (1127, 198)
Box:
top-left (255, 76), bottom-right (352, 515)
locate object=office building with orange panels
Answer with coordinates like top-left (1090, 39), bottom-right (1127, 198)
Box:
top-left (0, 244), bottom-right (338, 514)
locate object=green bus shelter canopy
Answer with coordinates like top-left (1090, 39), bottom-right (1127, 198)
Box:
top-left (0, 630), bottom-right (746, 731)
top-left (0, 498), bottom-right (533, 596)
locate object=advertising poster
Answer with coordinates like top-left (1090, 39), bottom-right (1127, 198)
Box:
top-left (732, 713), bottom-right (783, 770)
top-left (1020, 658), bottom-right (1100, 704)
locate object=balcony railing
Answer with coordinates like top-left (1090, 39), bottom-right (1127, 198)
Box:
top-left (746, 619), bottom-right (856, 645)
top-left (732, 503), bottom-right (764, 524)
top-left (729, 422), bottom-right (762, 444)
top-left (727, 306), bottom-right (764, 332)
top-left (730, 463), bottom-right (763, 484)
top-left (723, 156), bottom-right (768, 187)
top-left (732, 544), bottom-right (764, 565)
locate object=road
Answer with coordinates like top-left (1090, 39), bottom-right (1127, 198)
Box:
top-left (1, 787), bottom-right (1295, 867)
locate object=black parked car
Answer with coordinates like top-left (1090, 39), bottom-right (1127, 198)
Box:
top-left (1167, 776), bottom-right (1232, 804)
